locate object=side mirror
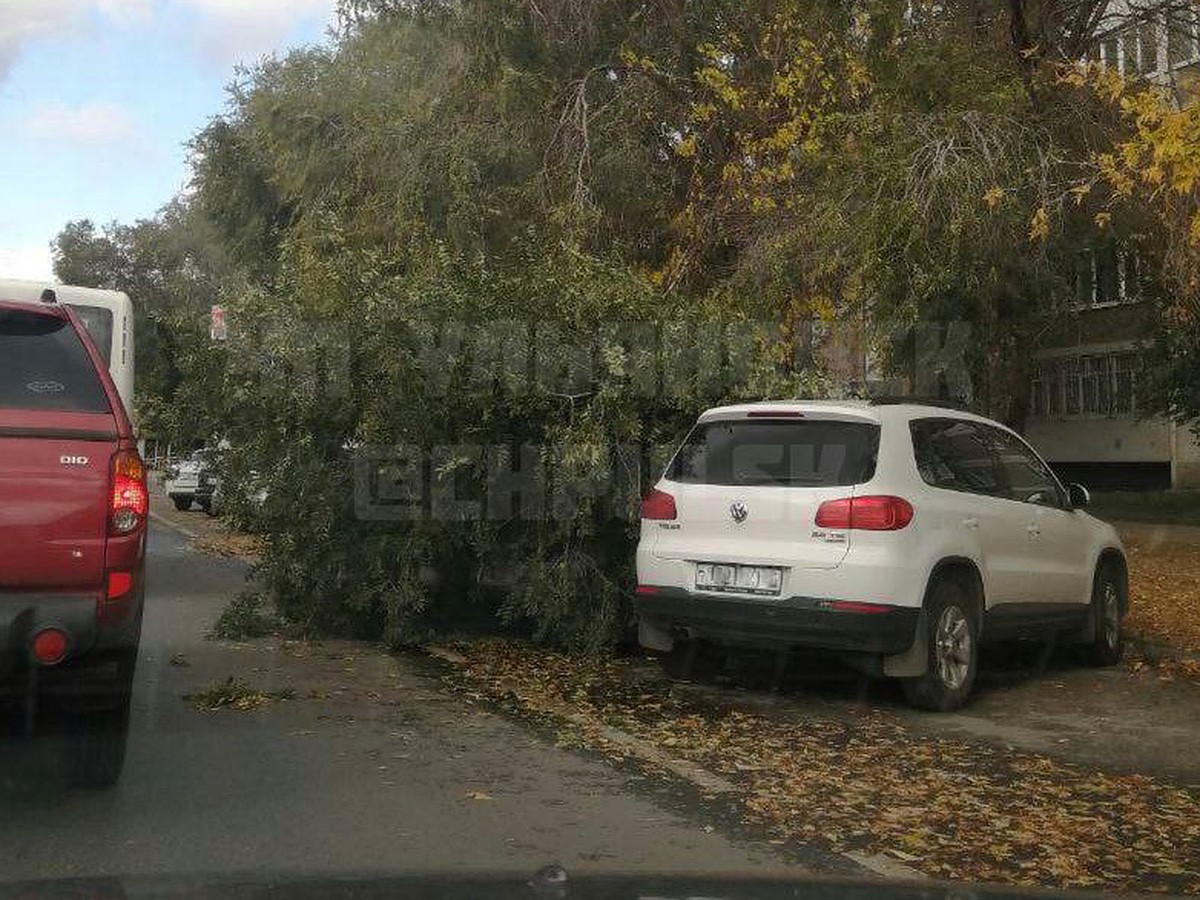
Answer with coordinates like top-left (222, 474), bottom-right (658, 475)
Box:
top-left (1067, 483), bottom-right (1091, 510)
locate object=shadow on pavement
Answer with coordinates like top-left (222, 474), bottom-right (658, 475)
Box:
top-left (696, 637), bottom-right (1094, 710)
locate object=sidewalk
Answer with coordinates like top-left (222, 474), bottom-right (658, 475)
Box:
top-left (148, 476), bottom-right (262, 561)
top-left (1115, 520), bottom-right (1200, 547)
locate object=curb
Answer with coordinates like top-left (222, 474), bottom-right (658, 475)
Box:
top-left (150, 510), bottom-right (199, 541)
top-left (425, 645), bottom-right (925, 882)
top-left (426, 646), bottom-right (737, 796)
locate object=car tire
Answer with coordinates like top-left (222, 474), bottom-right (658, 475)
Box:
top-left (68, 700), bottom-right (131, 789)
top-left (67, 652), bottom-right (136, 789)
top-left (1085, 561), bottom-right (1125, 667)
top-left (660, 639), bottom-right (724, 682)
top-left (901, 576), bottom-right (979, 712)
top-left (172, 496), bottom-right (191, 511)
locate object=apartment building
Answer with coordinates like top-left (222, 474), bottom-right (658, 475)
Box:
top-left (1025, 0), bottom-right (1200, 489)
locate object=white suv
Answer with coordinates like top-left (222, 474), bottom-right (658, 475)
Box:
top-left (635, 401), bottom-right (1128, 710)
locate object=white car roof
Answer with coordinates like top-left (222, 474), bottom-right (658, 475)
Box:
top-left (697, 400), bottom-right (1004, 429)
top-left (0, 279), bottom-right (130, 307)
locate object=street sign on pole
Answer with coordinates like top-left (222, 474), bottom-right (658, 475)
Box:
top-left (210, 305), bottom-right (227, 342)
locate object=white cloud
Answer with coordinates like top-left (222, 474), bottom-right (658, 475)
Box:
top-left (0, 0), bottom-right (153, 79)
top-left (96, 0), bottom-right (155, 26)
top-left (0, 0), bottom-right (83, 78)
top-left (28, 100), bottom-right (138, 148)
top-left (0, 1), bottom-right (338, 79)
top-left (173, 0), bottom-right (339, 68)
top-left (0, 241), bottom-right (55, 282)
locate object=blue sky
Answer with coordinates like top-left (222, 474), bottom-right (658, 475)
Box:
top-left (0, 0), bottom-right (338, 281)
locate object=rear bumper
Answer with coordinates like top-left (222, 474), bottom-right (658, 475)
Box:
top-left (0, 587), bottom-right (143, 692)
top-left (635, 587), bottom-right (919, 654)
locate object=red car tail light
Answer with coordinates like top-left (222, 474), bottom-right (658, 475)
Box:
top-left (815, 495), bottom-right (913, 531)
top-left (110, 449), bottom-right (148, 535)
top-left (641, 488), bottom-right (677, 521)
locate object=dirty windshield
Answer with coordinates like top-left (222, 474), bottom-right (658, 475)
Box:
top-left (1, 1), bottom-right (1199, 898)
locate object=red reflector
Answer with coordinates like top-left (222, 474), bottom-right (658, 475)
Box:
top-left (641, 488), bottom-right (677, 521)
top-left (746, 410), bottom-right (804, 418)
top-left (828, 600), bottom-right (896, 614)
top-left (32, 629), bottom-right (68, 665)
top-left (815, 495), bottom-right (913, 530)
top-left (108, 571), bottom-right (133, 599)
top-left (635, 585), bottom-right (659, 595)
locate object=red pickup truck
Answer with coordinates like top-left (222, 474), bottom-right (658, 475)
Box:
top-left (0, 294), bottom-right (147, 787)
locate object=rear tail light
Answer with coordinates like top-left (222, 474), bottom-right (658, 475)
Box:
top-left (640, 488), bottom-right (677, 521)
top-left (110, 449), bottom-right (148, 535)
top-left (815, 495), bottom-right (913, 531)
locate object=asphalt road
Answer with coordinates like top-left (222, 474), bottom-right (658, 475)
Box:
top-left (0, 523), bottom-right (806, 882)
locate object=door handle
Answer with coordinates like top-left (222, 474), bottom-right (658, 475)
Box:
top-left (962, 517), bottom-right (979, 529)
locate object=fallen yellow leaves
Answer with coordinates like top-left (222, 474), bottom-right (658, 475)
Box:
top-left (1124, 536), bottom-right (1200, 660)
top-left (193, 532), bottom-right (264, 561)
top-left (184, 677), bottom-right (295, 711)
top-left (441, 639), bottom-right (1200, 895)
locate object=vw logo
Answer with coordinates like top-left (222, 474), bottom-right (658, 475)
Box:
top-left (730, 501), bottom-right (748, 524)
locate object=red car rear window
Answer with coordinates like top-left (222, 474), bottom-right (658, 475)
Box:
top-left (0, 309), bottom-right (111, 414)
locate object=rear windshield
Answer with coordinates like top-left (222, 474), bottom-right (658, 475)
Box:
top-left (67, 304), bottom-right (114, 366)
top-left (666, 418), bottom-right (880, 487)
top-left (0, 310), bottom-right (111, 413)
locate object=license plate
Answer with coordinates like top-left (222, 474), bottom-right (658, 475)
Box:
top-left (695, 563), bottom-right (782, 596)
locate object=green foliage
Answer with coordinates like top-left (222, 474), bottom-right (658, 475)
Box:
top-left (53, 0), bottom-right (1194, 652)
top-left (210, 591), bottom-right (279, 641)
top-left (51, 204), bottom-right (234, 444)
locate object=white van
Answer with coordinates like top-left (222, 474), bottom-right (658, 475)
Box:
top-left (0, 279), bottom-right (135, 417)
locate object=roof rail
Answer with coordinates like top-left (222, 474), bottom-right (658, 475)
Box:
top-left (867, 395), bottom-right (975, 412)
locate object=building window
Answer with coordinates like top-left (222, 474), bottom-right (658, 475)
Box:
top-left (1112, 353), bottom-right (1138, 414)
top-left (1137, 19), bottom-right (1160, 75)
top-left (1082, 355), bottom-right (1112, 414)
top-left (1064, 357), bottom-right (1082, 415)
top-left (1168, 6), bottom-right (1200, 68)
top-left (1097, 17), bottom-right (1170, 76)
top-left (1032, 351), bottom-right (1141, 419)
top-left (1073, 244), bottom-right (1142, 309)
top-left (1045, 359), bottom-right (1062, 417)
top-left (1102, 33), bottom-right (1120, 69)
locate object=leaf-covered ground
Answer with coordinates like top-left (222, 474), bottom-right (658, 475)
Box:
top-left (441, 639), bottom-right (1200, 895)
top-left (1125, 536), bottom-right (1200, 661)
top-left (184, 676), bottom-right (295, 711)
top-left (192, 532), bottom-right (264, 562)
